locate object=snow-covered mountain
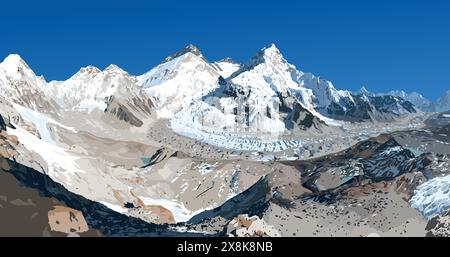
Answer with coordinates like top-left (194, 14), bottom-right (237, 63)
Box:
top-left (48, 64), bottom-right (155, 126)
top-left (1, 45), bottom-right (423, 132)
top-left (169, 43), bottom-right (419, 141)
top-left (0, 54), bottom-right (58, 115)
top-left (0, 54), bottom-right (155, 127)
top-left (172, 44), bottom-right (335, 138)
top-left (137, 45), bottom-right (221, 118)
top-left (432, 90), bottom-right (450, 112)
top-left (326, 87), bottom-right (418, 121)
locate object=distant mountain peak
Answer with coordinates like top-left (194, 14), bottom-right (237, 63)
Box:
top-left (433, 90), bottom-right (450, 112)
top-left (359, 86), bottom-right (371, 94)
top-left (216, 57), bottom-right (239, 65)
top-left (162, 44), bottom-right (205, 63)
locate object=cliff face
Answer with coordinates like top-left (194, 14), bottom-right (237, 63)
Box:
top-left (0, 115), bottom-right (5, 131)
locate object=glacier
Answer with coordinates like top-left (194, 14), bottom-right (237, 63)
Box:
top-left (169, 101), bottom-right (301, 152)
top-left (410, 174), bottom-right (450, 220)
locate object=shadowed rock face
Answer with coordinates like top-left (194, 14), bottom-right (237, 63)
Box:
top-left (0, 115), bottom-right (6, 131)
top-left (106, 103), bottom-right (144, 127)
top-left (0, 169), bottom-right (102, 237)
top-left (188, 177), bottom-right (272, 224)
top-left (288, 101), bottom-right (324, 130)
top-left (105, 94), bottom-right (154, 127)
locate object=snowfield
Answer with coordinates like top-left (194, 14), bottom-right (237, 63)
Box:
top-left (7, 123), bottom-right (84, 184)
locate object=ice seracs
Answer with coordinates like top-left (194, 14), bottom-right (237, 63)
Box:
top-left (410, 174), bottom-right (450, 220)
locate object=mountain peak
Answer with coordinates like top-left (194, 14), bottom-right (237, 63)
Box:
top-left (243, 43), bottom-right (284, 70)
top-left (216, 57), bottom-right (239, 64)
top-left (74, 65), bottom-right (101, 77)
top-left (104, 64), bottom-right (127, 74)
top-left (162, 44), bottom-right (205, 63)
top-left (2, 54), bottom-right (25, 65)
top-left (1, 54), bottom-right (30, 70)
top-left (265, 42), bottom-right (279, 51)
top-left (359, 86), bottom-right (372, 94)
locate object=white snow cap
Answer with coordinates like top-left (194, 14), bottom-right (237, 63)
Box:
top-left (0, 54), bottom-right (32, 76)
top-left (2, 54), bottom-right (26, 66)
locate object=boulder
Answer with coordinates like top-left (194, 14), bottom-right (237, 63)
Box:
top-left (47, 206), bottom-right (89, 235)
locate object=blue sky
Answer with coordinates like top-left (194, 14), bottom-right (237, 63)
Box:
top-left (1, 0), bottom-right (449, 99)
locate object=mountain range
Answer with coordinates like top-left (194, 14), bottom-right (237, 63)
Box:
top-left (1, 43), bottom-right (448, 131)
top-left (0, 43), bottom-right (449, 237)
top-left (375, 89), bottom-right (449, 112)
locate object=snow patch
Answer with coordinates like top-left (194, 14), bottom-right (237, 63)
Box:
top-left (139, 197), bottom-right (207, 223)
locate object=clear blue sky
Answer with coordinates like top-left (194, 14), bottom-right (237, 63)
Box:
top-left (1, 0), bottom-right (449, 100)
